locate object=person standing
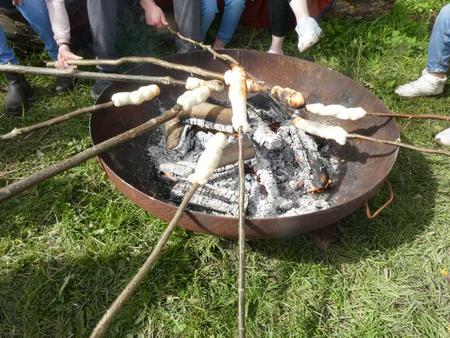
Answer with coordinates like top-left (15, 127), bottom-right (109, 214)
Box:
top-left (395, 4), bottom-right (450, 145)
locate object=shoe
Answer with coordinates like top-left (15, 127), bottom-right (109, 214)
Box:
top-left (55, 77), bottom-right (74, 95)
top-left (435, 127), bottom-right (450, 146)
top-left (91, 79), bottom-right (111, 100)
top-left (4, 72), bottom-right (33, 116)
top-left (395, 69), bottom-right (447, 98)
top-left (295, 17), bottom-right (322, 53)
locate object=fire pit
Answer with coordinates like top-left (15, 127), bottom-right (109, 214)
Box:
top-left (90, 50), bottom-right (399, 239)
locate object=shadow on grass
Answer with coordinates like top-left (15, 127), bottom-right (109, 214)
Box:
top-left (0, 242), bottom-right (193, 337)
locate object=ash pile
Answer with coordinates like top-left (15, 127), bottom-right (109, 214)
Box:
top-left (146, 94), bottom-right (340, 218)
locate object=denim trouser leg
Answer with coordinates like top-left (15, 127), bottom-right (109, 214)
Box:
top-left (15, 0), bottom-right (58, 61)
top-left (201, 0), bottom-right (218, 40)
top-left (0, 27), bottom-right (19, 64)
top-left (217, 0), bottom-right (245, 44)
top-left (427, 4), bottom-right (450, 73)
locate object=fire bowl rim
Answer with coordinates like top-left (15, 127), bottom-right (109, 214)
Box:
top-left (90, 49), bottom-right (400, 239)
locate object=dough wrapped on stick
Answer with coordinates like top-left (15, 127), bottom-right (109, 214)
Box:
top-left (292, 117), bottom-right (348, 145)
top-left (111, 85), bottom-right (160, 107)
top-left (225, 65), bottom-right (251, 132)
top-left (271, 85), bottom-right (305, 108)
top-left (177, 86), bottom-right (211, 112)
top-left (306, 103), bottom-right (367, 120)
top-left (188, 132), bottom-right (228, 185)
top-left (185, 77), bottom-right (225, 92)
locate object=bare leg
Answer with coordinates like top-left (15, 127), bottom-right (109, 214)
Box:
top-left (289, 0), bottom-right (310, 21)
top-left (268, 36), bottom-right (285, 55)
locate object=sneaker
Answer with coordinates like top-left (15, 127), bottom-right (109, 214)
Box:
top-left (435, 127), bottom-right (450, 146)
top-left (395, 69), bottom-right (447, 98)
top-left (91, 79), bottom-right (111, 100)
top-left (295, 17), bottom-right (322, 53)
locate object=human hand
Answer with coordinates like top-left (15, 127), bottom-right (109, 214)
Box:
top-left (12, 0), bottom-right (23, 6)
top-left (140, 0), bottom-right (168, 28)
top-left (56, 44), bottom-right (83, 70)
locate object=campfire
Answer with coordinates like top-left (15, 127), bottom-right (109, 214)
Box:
top-left (1, 31), bottom-right (449, 338)
top-left (147, 94), bottom-right (337, 218)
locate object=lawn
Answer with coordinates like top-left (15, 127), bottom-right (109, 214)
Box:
top-left (1, 0), bottom-right (450, 337)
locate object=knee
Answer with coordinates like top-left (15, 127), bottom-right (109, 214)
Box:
top-left (224, 0), bottom-right (246, 11)
top-left (437, 4), bottom-right (450, 22)
top-left (202, 1), bottom-right (218, 16)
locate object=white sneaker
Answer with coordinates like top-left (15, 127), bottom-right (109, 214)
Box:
top-left (435, 127), bottom-right (450, 146)
top-left (395, 69), bottom-right (447, 98)
top-left (295, 17), bottom-right (322, 53)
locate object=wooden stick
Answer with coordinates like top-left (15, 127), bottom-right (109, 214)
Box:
top-left (0, 106), bottom-right (182, 202)
top-left (46, 56), bottom-right (225, 81)
top-left (0, 102), bottom-right (114, 141)
top-left (347, 133), bottom-right (450, 157)
top-left (237, 127), bottom-right (246, 338)
top-left (0, 64), bottom-right (186, 86)
top-left (89, 181), bottom-right (199, 338)
top-left (166, 26), bottom-right (240, 66)
top-left (368, 112), bottom-right (450, 122)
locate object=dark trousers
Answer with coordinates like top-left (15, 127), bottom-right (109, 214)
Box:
top-left (87, 0), bottom-right (118, 71)
top-left (268, 0), bottom-right (294, 37)
top-left (174, 0), bottom-right (202, 53)
top-left (86, 0), bottom-right (201, 68)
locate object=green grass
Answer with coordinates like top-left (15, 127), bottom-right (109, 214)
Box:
top-left (1, 1), bottom-right (450, 337)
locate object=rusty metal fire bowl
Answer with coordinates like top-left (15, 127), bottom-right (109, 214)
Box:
top-left (90, 50), bottom-right (399, 239)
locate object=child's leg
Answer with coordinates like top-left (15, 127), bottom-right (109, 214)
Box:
top-left (268, 0), bottom-right (291, 54)
top-left (201, 0), bottom-right (218, 41)
top-left (215, 0), bottom-right (246, 46)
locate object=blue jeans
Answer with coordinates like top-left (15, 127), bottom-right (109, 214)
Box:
top-left (427, 4), bottom-right (450, 73)
top-left (201, 0), bottom-right (245, 44)
top-left (0, 0), bottom-right (58, 65)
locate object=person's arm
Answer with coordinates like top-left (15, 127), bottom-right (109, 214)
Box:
top-left (45, 0), bottom-right (82, 69)
top-left (139, 0), bottom-right (168, 28)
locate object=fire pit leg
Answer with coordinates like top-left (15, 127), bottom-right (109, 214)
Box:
top-left (309, 224), bottom-right (336, 251)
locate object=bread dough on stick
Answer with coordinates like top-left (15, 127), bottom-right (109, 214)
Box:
top-left (185, 77), bottom-right (225, 92)
top-left (111, 84), bottom-right (160, 107)
top-left (177, 86), bottom-right (211, 112)
top-left (292, 117), bottom-right (348, 145)
top-left (271, 85), bottom-right (305, 108)
top-left (224, 65), bottom-right (251, 132)
top-left (188, 132), bottom-right (228, 185)
top-left (306, 103), bottom-right (367, 120)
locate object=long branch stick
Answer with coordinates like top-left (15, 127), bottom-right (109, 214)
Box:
top-left (46, 56), bottom-right (225, 81)
top-left (237, 127), bottom-right (246, 338)
top-left (0, 106), bottom-right (182, 202)
top-left (166, 26), bottom-right (240, 66)
top-left (0, 64), bottom-right (186, 86)
top-left (368, 112), bottom-right (450, 122)
top-left (347, 133), bottom-right (450, 157)
top-left (89, 181), bottom-right (199, 338)
top-left (0, 102), bottom-right (114, 141)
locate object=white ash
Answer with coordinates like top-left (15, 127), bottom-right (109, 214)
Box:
top-left (146, 103), bottom-right (339, 218)
top-left (183, 118), bottom-right (234, 133)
